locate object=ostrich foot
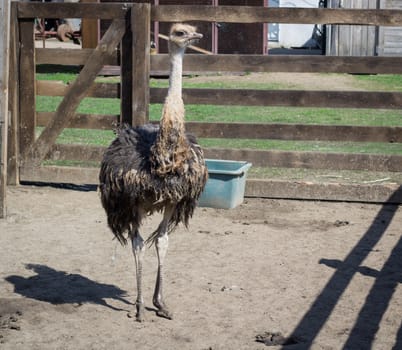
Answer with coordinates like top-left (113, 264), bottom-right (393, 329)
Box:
top-left (127, 311), bottom-right (145, 322)
top-left (153, 299), bottom-right (173, 320)
top-left (156, 307), bottom-right (173, 320)
top-left (128, 302), bottom-right (145, 322)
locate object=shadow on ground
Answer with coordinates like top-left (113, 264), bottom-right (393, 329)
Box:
top-left (282, 186), bottom-right (402, 350)
top-left (5, 264), bottom-right (132, 311)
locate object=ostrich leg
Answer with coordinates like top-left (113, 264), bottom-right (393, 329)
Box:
top-left (131, 229), bottom-right (146, 322)
top-left (153, 205), bottom-right (175, 319)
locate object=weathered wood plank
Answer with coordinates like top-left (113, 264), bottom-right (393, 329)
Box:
top-left (20, 165), bottom-right (100, 185)
top-left (152, 54), bottom-right (402, 74)
top-left (81, 0), bottom-right (99, 49)
top-left (7, 2), bottom-right (19, 185)
top-left (184, 122), bottom-right (402, 143)
top-left (245, 179), bottom-right (402, 204)
top-left (17, 3), bottom-right (402, 26)
top-left (29, 19), bottom-right (126, 165)
top-left (36, 48), bottom-right (119, 66)
top-left (18, 165), bottom-right (402, 203)
top-left (36, 80), bottom-right (402, 110)
top-left (18, 19), bottom-right (36, 160)
top-left (152, 6), bottom-right (402, 26)
top-left (49, 144), bottom-right (105, 162)
top-left (131, 3), bottom-right (151, 126)
top-left (36, 114), bottom-right (402, 144)
top-left (17, 2), bottom-right (128, 20)
top-left (0, 0), bottom-right (11, 217)
top-left (152, 88), bottom-right (402, 109)
top-left (204, 148), bottom-right (402, 172)
top-left (120, 8), bottom-right (133, 126)
top-left (35, 52), bottom-right (402, 75)
top-left (46, 144), bottom-right (402, 172)
top-left (18, 2), bottom-right (402, 26)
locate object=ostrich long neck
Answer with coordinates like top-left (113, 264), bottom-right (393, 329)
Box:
top-left (151, 47), bottom-right (188, 175)
top-left (159, 47), bottom-right (186, 133)
top-left (167, 49), bottom-right (184, 98)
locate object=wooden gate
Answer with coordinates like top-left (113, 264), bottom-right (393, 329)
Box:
top-left (9, 2), bottom-right (150, 174)
top-left (6, 2), bottom-right (402, 203)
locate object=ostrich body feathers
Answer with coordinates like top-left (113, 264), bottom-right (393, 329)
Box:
top-left (99, 123), bottom-right (208, 245)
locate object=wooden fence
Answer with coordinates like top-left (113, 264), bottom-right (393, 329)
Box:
top-left (0, 0), bottom-right (11, 217)
top-left (6, 2), bottom-right (402, 203)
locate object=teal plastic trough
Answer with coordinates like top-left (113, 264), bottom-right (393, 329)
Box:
top-left (198, 159), bottom-right (252, 209)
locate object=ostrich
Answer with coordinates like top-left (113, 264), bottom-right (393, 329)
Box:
top-left (99, 23), bottom-right (208, 322)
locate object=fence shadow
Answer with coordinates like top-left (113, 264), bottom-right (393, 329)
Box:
top-left (342, 230), bottom-right (402, 349)
top-left (283, 186), bottom-right (402, 349)
top-left (5, 264), bottom-right (132, 311)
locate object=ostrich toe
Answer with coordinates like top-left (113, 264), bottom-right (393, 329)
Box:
top-left (156, 307), bottom-right (173, 320)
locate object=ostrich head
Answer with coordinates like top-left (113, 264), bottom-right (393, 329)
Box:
top-left (168, 23), bottom-right (203, 51)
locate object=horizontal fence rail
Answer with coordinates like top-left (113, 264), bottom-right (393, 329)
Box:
top-left (17, 3), bottom-right (402, 26)
top-left (36, 51), bottom-right (402, 75)
top-left (151, 6), bottom-right (402, 25)
top-left (18, 165), bottom-right (402, 204)
top-left (36, 80), bottom-right (402, 110)
top-left (149, 55), bottom-right (402, 75)
top-left (35, 112), bottom-right (402, 144)
top-left (17, 3), bottom-right (128, 20)
top-left (44, 144), bottom-right (402, 173)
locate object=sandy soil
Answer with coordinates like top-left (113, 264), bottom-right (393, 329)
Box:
top-left (1, 185), bottom-right (401, 349)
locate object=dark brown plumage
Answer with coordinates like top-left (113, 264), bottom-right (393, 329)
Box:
top-left (99, 124), bottom-right (207, 245)
top-left (98, 23), bottom-right (207, 322)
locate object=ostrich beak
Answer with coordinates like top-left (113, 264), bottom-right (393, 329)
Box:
top-left (189, 32), bottom-right (203, 45)
top-left (192, 32), bottom-right (203, 40)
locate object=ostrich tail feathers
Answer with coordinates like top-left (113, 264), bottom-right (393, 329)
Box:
top-left (107, 216), bottom-right (130, 246)
top-left (144, 228), bottom-right (160, 247)
top-left (113, 233), bottom-right (128, 246)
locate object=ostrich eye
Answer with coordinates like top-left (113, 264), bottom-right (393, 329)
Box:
top-left (175, 31), bottom-right (185, 37)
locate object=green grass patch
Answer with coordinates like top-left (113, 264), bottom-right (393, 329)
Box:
top-left (150, 77), bottom-right (287, 90)
top-left (36, 127), bottom-right (115, 146)
top-left (42, 159), bottom-right (101, 168)
top-left (36, 96), bottom-right (121, 115)
top-left (354, 74), bottom-right (402, 91)
top-left (182, 105), bottom-right (402, 126)
top-left (55, 128), bottom-right (115, 146)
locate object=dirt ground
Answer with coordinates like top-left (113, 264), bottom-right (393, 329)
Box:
top-left (0, 185), bottom-right (401, 349)
top-left (187, 72), bottom-right (364, 91)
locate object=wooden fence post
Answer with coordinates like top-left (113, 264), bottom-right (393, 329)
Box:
top-left (120, 8), bottom-right (133, 126)
top-left (18, 18), bottom-right (36, 162)
top-left (131, 3), bottom-right (150, 126)
top-left (7, 2), bottom-right (20, 186)
top-left (0, 0), bottom-right (11, 218)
